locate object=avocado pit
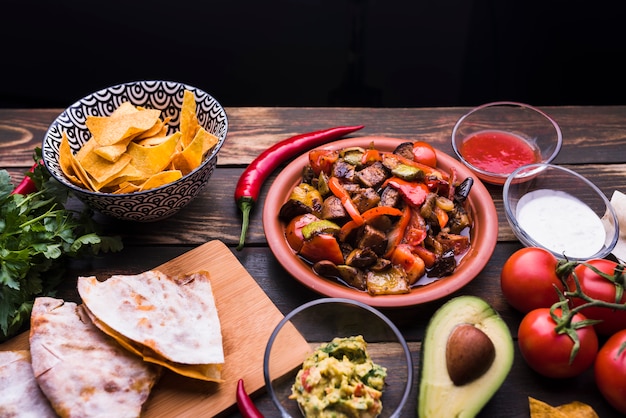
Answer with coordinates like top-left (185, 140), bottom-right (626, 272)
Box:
top-left (445, 323), bottom-right (496, 386)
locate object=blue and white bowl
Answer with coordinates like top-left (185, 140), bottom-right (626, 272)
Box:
top-left (42, 80), bottom-right (228, 222)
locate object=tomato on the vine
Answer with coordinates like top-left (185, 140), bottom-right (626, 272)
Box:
top-left (500, 247), bottom-right (564, 313)
top-left (517, 307), bottom-right (598, 379)
top-left (594, 329), bottom-right (626, 414)
top-left (565, 258), bottom-right (626, 336)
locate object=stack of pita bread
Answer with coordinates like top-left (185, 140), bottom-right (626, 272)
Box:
top-left (0, 269), bottom-right (224, 417)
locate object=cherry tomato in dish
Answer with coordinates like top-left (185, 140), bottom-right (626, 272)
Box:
top-left (500, 247), bottom-right (564, 313)
top-left (518, 307), bottom-right (598, 379)
top-left (594, 329), bottom-right (626, 414)
top-left (412, 141), bottom-right (437, 167)
top-left (299, 234), bottom-right (344, 265)
top-left (566, 258), bottom-right (626, 336)
top-left (285, 213), bottom-right (319, 252)
top-left (309, 149), bottom-right (338, 176)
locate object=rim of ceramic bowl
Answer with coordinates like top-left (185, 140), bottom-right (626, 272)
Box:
top-left (263, 297), bottom-right (413, 418)
top-left (451, 101), bottom-right (563, 184)
top-left (502, 163), bottom-right (619, 260)
top-left (42, 80), bottom-right (228, 197)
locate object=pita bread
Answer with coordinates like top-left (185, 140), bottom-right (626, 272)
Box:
top-left (29, 297), bottom-right (161, 418)
top-left (77, 270), bottom-right (224, 382)
top-left (0, 350), bottom-right (56, 418)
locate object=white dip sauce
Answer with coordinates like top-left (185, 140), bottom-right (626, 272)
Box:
top-left (516, 189), bottom-right (606, 258)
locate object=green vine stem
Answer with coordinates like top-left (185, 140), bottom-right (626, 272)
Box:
top-left (548, 258), bottom-right (626, 364)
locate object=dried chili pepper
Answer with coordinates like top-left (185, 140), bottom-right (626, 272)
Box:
top-left (11, 161), bottom-right (41, 195)
top-left (236, 379), bottom-right (264, 418)
top-left (235, 125), bottom-right (364, 250)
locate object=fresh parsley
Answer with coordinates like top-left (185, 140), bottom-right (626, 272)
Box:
top-left (0, 149), bottom-right (123, 341)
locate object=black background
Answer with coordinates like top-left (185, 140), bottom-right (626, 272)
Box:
top-left (3, 1), bottom-right (625, 108)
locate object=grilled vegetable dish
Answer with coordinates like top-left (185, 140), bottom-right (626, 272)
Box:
top-left (278, 141), bottom-right (474, 296)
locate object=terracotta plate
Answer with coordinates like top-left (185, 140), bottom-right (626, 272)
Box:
top-left (263, 137), bottom-right (498, 308)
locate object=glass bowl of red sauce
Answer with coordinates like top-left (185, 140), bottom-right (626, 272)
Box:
top-left (451, 101), bottom-right (563, 185)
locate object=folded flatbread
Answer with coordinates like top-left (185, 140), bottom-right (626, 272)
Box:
top-left (29, 297), bottom-right (161, 418)
top-left (77, 270), bottom-right (224, 382)
top-left (0, 350), bottom-right (56, 418)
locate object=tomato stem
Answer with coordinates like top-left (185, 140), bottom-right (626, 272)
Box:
top-left (550, 258), bottom-right (626, 364)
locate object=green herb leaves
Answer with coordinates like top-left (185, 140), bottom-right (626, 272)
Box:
top-left (0, 150), bottom-right (123, 341)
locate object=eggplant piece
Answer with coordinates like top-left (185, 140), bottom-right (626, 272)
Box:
top-left (278, 183), bottom-right (323, 221)
top-left (427, 250), bottom-right (457, 278)
top-left (355, 161), bottom-right (388, 189)
top-left (313, 261), bottom-right (367, 291)
top-left (393, 141), bottom-right (414, 160)
top-left (345, 248), bottom-right (378, 269)
top-left (352, 187), bottom-right (381, 213)
top-left (455, 177), bottom-right (474, 203)
top-left (321, 195), bottom-right (348, 221)
top-left (278, 199), bottom-right (311, 221)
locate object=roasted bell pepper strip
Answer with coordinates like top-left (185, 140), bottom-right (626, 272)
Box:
top-left (236, 379), bottom-right (264, 418)
top-left (384, 205), bottom-right (412, 258)
top-left (360, 147), bottom-right (382, 165)
top-left (434, 205), bottom-right (449, 229)
top-left (382, 177), bottom-right (429, 207)
top-left (235, 125), bottom-right (364, 250)
top-left (361, 206), bottom-right (403, 221)
top-left (11, 161), bottom-right (41, 195)
top-left (413, 244), bottom-right (437, 268)
top-left (328, 176), bottom-right (364, 226)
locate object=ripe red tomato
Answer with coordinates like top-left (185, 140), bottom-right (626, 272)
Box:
top-left (566, 259), bottom-right (626, 336)
top-left (284, 213), bottom-right (318, 252)
top-left (412, 141), bottom-right (437, 167)
top-left (500, 247), bottom-right (564, 313)
top-left (518, 307), bottom-right (598, 378)
top-left (594, 329), bottom-right (626, 414)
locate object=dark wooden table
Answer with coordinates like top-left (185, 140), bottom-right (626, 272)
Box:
top-left (1, 106), bottom-right (625, 417)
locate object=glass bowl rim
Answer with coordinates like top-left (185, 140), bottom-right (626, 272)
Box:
top-left (502, 162), bottom-right (619, 260)
top-left (451, 101), bottom-right (563, 182)
top-left (263, 297), bottom-right (414, 418)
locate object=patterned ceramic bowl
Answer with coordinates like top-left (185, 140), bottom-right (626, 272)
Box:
top-left (42, 80), bottom-right (228, 222)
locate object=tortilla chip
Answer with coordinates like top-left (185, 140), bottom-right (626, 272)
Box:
top-left (79, 151), bottom-right (132, 186)
top-left (58, 90), bottom-right (210, 194)
top-left (138, 170), bottom-right (182, 191)
top-left (556, 401), bottom-right (599, 418)
top-left (92, 142), bottom-right (129, 162)
top-left (529, 397), bottom-right (599, 418)
top-left (135, 116), bottom-right (171, 141)
top-left (179, 90), bottom-right (199, 148)
top-left (126, 132), bottom-right (180, 176)
top-left (59, 133), bottom-right (98, 191)
top-left (86, 108), bottom-right (161, 146)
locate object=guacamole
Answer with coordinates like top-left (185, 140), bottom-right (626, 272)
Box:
top-left (290, 335), bottom-right (387, 418)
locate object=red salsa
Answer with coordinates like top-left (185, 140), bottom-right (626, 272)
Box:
top-left (460, 130), bottom-right (540, 175)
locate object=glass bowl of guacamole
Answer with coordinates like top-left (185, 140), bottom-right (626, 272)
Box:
top-left (263, 298), bottom-right (413, 417)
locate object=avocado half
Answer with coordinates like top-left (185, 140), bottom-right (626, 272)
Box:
top-left (418, 295), bottom-right (514, 418)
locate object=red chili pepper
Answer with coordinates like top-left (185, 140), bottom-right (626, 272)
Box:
top-left (236, 379), bottom-right (264, 418)
top-left (235, 125), bottom-right (364, 250)
top-left (11, 161), bottom-right (41, 195)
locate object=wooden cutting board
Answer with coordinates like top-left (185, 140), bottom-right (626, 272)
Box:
top-left (0, 240), bottom-right (311, 417)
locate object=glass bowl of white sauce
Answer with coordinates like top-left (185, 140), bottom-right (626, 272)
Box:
top-left (503, 163), bottom-right (619, 261)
